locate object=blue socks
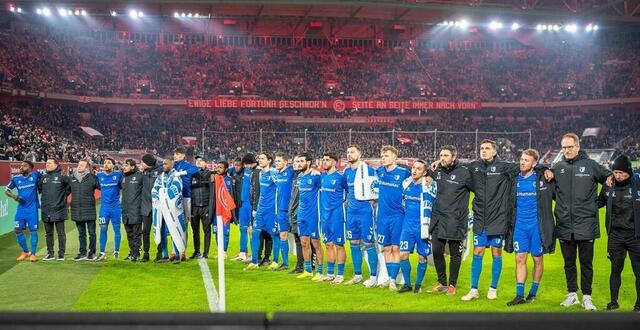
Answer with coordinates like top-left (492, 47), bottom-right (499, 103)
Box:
top-left (99, 225), bottom-right (108, 253)
top-left (16, 233), bottom-right (28, 253)
top-left (491, 256), bottom-right (502, 289)
top-left (400, 259), bottom-right (412, 286)
top-left (280, 239), bottom-right (289, 266)
top-left (317, 263), bottom-right (323, 275)
top-left (337, 263), bottom-right (345, 276)
top-left (304, 261), bottom-right (312, 273)
top-left (250, 229), bottom-right (261, 264)
top-left (271, 235), bottom-right (280, 263)
top-left (239, 226), bottom-right (248, 253)
top-left (529, 281), bottom-right (540, 296)
top-left (471, 254), bottom-right (483, 289)
top-left (387, 262), bottom-right (400, 282)
top-left (327, 262), bottom-right (335, 276)
top-left (350, 244), bottom-right (363, 276)
top-left (113, 223), bottom-right (121, 252)
top-left (365, 244), bottom-right (378, 276)
top-left (29, 232), bottom-right (38, 254)
top-left (416, 260), bottom-right (427, 287)
top-left (516, 282), bottom-right (525, 297)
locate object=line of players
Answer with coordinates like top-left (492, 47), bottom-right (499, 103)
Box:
top-left (5, 134), bottom-right (640, 312)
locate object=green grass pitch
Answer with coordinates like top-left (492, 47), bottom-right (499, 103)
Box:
top-left (0, 203), bottom-right (636, 313)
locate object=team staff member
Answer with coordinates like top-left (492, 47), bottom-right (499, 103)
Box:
top-left (552, 133), bottom-right (612, 311)
top-left (597, 154), bottom-right (640, 312)
top-left (69, 160), bottom-right (100, 261)
top-left (39, 158), bottom-right (70, 261)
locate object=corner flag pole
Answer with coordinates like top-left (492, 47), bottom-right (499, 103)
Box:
top-left (216, 215), bottom-right (226, 312)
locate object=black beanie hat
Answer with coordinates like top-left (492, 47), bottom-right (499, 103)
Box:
top-left (611, 154), bottom-right (632, 176)
top-left (142, 154), bottom-right (157, 167)
top-left (242, 153), bottom-right (256, 165)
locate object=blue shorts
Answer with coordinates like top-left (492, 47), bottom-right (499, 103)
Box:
top-left (14, 211), bottom-right (39, 231)
top-left (346, 206), bottom-right (375, 243)
top-left (99, 206), bottom-right (121, 227)
top-left (377, 214), bottom-right (403, 246)
top-left (254, 211), bottom-right (278, 235)
top-left (321, 207), bottom-right (346, 245)
top-left (513, 223), bottom-right (544, 256)
top-left (473, 229), bottom-right (503, 248)
top-left (277, 210), bottom-right (290, 233)
top-left (399, 224), bottom-right (432, 257)
top-left (297, 209), bottom-right (320, 240)
top-left (238, 203), bottom-right (252, 227)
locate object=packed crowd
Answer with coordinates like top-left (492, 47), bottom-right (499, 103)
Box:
top-left (1, 31), bottom-right (639, 102)
top-left (0, 102), bottom-right (638, 163)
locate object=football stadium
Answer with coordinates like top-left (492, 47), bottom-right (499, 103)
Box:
top-left (0, 0), bottom-right (639, 329)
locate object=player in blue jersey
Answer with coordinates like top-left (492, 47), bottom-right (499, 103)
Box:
top-left (96, 158), bottom-right (123, 260)
top-left (173, 147), bottom-right (199, 258)
top-left (231, 154), bottom-right (257, 262)
top-left (343, 145), bottom-right (379, 287)
top-left (271, 152), bottom-right (295, 271)
top-left (398, 160), bottom-right (436, 293)
top-left (295, 152), bottom-right (323, 279)
top-left (5, 161), bottom-right (41, 262)
top-left (377, 145), bottom-right (411, 290)
top-left (245, 153), bottom-right (280, 270)
top-left (507, 149), bottom-right (554, 306)
top-left (317, 152), bottom-right (348, 284)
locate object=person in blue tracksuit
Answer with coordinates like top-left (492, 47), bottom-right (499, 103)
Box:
top-left (343, 145), bottom-right (379, 287)
top-left (96, 158), bottom-right (123, 260)
top-left (230, 154), bottom-right (256, 262)
top-left (317, 152), bottom-right (348, 284)
top-left (272, 152), bottom-right (295, 271)
top-left (377, 145), bottom-right (411, 290)
top-left (5, 161), bottom-right (41, 262)
top-left (398, 160), bottom-right (436, 294)
top-left (245, 153), bottom-right (279, 270)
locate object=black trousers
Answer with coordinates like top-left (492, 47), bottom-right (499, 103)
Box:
top-left (75, 220), bottom-right (96, 255)
top-left (607, 233), bottom-right (640, 307)
top-left (141, 214), bottom-right (153, 255)
top-left (293, 232), bottom-right (304, 269)
top-left (560, 238), bottom-right (595, 295)
top-left (431, 229), bottom-right (463, 287)
top-left (44, 220), bottom-right (66, 257)
top-left (259, 230), bottom-right (273, 261)
top-left (192, 205), bottom-right (212, 255)
top-left (124, 223), bottom-right (142, 258)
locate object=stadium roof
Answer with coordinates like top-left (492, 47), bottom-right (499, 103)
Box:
top-left (9, 0), bottom-right (640, 24)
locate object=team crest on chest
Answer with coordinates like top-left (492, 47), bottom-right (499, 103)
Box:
top-left (450, 174), bottom-right (456, 180)
top-left (490, 166), bottom-right (496, 172)
top-left (579, 167), bottom-right (586, 173)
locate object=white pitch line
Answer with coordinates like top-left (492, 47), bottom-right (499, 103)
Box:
top-left (198, 258), bottom-right (219, 312)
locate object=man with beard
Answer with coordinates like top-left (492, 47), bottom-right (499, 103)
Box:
top-left (68, 160), bottom-right (100, 261)
top-left (5, 161), bottom-right (41, 262)
top-left (190, 156), bottom-right (213, 259)
top-left (39, 158), bottom-right (70, 261)
top-left (121, 159), bottom-right (143, 262)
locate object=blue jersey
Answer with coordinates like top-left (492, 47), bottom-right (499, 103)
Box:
top-left (97, 171), bottom-right (123, 207)
top-left (174, 159), bottom-right (199, 198)
top-left (344, 165), bottom-right (376, 212)
top-left (298, 172), bottom-right (321, 219)
top-left (515, 172), bottom-right (538, 227)
top-left (320, 171), bottom-right (347, 212)
top-left (377, 165), bottom-right (411, 217)
top-left (257, 168), bottom-right (277, 214)
top-left (274, 166), bottom-right (294, 211)
top-left (223, 174), bottom-right (233, 193)
top-left (241, 167), bottom-right (253, 202)
top-left (227, 167), bottom-right (237, 177)
top-left (7, 172), bottom-right (41, 211)
top-left (402, 180), bottom-right (423, 226)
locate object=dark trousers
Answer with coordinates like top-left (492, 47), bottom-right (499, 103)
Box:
top-left (560, 238), bottom-right (595, 295)
top-left (192, 205), bottom-right (212, 255)
top-left (44, 220), bottom-right (66, 257)
top-left (75, 220), bottom-right (96, 255)
top-left (431, 229), bottom-right (463, 287)
top-left (293, 233), bottom-right (304, 270)
top-left (259, 230), bottom-right (272, 261)
top-left (141, 214), bottom-right (153, 255)
top-left (124, 223), bottom-right (142, 258)
top-left (607, 233), bottom-right (640, 307)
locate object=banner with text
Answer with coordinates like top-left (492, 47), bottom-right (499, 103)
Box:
top-left (187, 99), bottom-right (482, 111)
